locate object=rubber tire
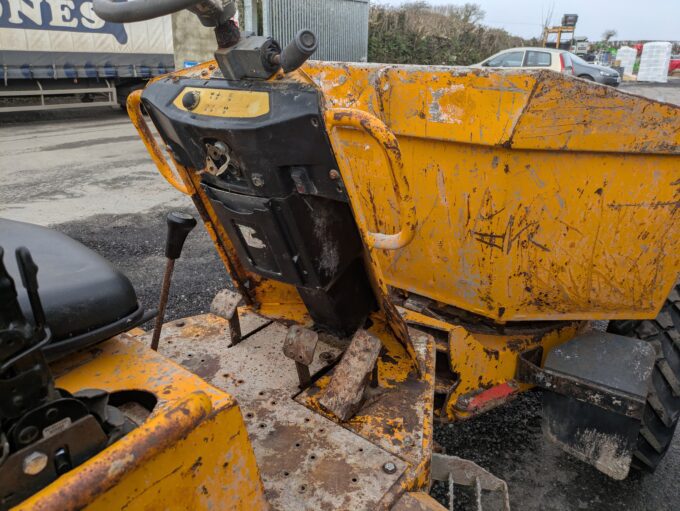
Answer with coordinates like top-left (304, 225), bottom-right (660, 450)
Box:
top-left (608, 280), bottom-right (680, 472)
top-left (579, 74), bottom-right (595, 81)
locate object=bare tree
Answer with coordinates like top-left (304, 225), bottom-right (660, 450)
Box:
top-left (602, 29), bottom-right (617, 42)
top-left (541, 1), bottom-right (555, 32)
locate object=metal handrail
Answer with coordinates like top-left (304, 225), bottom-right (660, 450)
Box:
top-left (324, 108), bottom-right (416, 251)
top-left (127, 89), bottom-right (191, 195)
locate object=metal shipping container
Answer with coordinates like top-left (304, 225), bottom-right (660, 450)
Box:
top-left (261, 0), bottom-right (369, 62)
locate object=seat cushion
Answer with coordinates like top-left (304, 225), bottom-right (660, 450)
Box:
top-left (0, 219), bottom-right (143, 358)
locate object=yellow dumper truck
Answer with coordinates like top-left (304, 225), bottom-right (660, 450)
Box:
top-left (1, 1), bottom-right (678, 509)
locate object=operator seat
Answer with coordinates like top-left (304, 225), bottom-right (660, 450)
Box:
top-left (0, 218), bottom-right (146, 359)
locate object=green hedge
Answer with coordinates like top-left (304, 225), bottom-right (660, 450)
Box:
top-left (368, 2), bottom-right (536, 66)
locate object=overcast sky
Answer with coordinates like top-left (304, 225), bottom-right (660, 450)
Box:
top-left (381, 0), bottom-right (679, 41)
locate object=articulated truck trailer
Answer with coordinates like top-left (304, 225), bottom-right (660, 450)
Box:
top-left (0, 0), bottom-right (174, 112)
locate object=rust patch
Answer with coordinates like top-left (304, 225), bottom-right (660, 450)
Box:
top-left (299, 325), bottom-right (436, 469)
top-left (282, 325), bottom-right (320, 366)
top-left (318, 330), bottom-right (382, 421)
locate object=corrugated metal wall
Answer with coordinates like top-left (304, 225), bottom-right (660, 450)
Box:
top-left (262, 0), bottom-right (369, 62)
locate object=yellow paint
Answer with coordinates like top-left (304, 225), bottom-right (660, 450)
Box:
top-left (445, 322), bottom-right (586, 420)
top-left (132, 61), bottom-right (680, 324)
top-left (324, 108), bottom-right (417, 250)
top-left (15, 335), bottom-right (268, 511)
top-left (128, 90), bottom-right (190, 195)
top-left (301, 62), bottom-right (680, 322)
top-left (324, 109), bottom-right (423, 372)
top-left (172, 87), bottom-right (270, 118)
top-left (131, 59), bottom-right (679, 417)
top-left (401, 308), bottom-right (586, 421)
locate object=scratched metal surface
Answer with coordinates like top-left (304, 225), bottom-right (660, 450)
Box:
top-left (143, 313), bottom-right (408, 510)
top-left (302, 63), bottom-right (680, 323)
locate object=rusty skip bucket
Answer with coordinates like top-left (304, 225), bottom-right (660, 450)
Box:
top-left (304, 64), bottom-right (680, 323)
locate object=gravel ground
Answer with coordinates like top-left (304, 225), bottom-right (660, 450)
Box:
top-left (1, 81), bottom-right (679, 511)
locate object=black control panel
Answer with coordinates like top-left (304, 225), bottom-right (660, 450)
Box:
top-left (142, 77), bottom-right (375, 334)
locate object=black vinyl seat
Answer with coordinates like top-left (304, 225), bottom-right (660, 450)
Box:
top-left (0, 219), bottom-right (146, 359)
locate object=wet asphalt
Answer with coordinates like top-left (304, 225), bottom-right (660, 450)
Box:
top-left (1, 81), bottom-right (679, 510)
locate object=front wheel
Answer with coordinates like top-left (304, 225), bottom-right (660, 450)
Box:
top-left (579, 74), bottom-right (595, 81)
top-left (609, 280), bottom-right (680, 472)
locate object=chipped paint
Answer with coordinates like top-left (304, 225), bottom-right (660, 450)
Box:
top-left (142, 312), bottom-right (413, 510)
top-left (300, 62), bottom-right (680, 322)
top-left (17, 334), bottom-right (267, 511)
top-left (429, 84), bottom-right (465, 124)
top-left (399, 307), bottom-right (587, 421)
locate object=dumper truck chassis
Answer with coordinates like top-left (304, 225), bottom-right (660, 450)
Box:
top-left (1, 1), bottom-right (679, 509)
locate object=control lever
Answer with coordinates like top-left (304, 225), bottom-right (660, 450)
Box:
top-left (272, 29), bottom-right (319, 73)
top-left (150, 212), bottom-right (197, 351)
top-left (15, 248), bottom-right (46, 335)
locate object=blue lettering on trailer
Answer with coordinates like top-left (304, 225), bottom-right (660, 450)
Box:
top-left (0, 0), bottom-right (128, 44)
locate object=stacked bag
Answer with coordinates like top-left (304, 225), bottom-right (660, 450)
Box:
top-left (637, 42), bottom-right (672, 83)
top-left (615, 46), bottom-right (637, 77)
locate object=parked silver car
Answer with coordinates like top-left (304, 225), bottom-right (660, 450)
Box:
top-left (473, 47), bottom-right (621, 87)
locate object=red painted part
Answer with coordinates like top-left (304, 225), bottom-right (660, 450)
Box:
top-left (559, 53), bottom-right (574, 75)
top-left (466, 382), bottom-right (519, 413)
top-left (669, 59), bottom-right (680, 74)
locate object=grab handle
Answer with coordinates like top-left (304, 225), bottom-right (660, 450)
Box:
top-left (324, 108), bottom-right (416, 250)
top-left (128, 89), bottom-right (191, 195)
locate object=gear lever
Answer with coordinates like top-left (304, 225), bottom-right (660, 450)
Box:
top-left (150, 212), bottom-right (197, 351)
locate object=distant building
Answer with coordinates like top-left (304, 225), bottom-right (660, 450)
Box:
top-left (174, 0), bottom-right (370, 67)
top-left (247, 0), bottom-right (370, 62)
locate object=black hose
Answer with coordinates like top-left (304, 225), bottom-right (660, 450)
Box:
top-left (93, 0), bottom-right (201, 23)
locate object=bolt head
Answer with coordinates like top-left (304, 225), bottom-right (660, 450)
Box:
top-left (17, 425), bottom-right (39, 445)
top-left (329, 169), bottom-right (340, 180)
top-left (23, 451), bottom-right (48, 475)
top-left (382, 461), bottom-right (397, 474)
top-left (251, 174), bottom-right (265, 187)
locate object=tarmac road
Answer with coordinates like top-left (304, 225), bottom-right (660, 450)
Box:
top-left (1, 82), bottom-right (679, 510)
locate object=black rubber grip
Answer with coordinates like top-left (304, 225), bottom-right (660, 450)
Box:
top-left (280, 29), bottom-right (319, 73)
top-left (165, 212), bottom-right (197, 260)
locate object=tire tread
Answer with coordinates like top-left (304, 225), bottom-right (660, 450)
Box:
top-left (609, 280), bottom-right (680, 473)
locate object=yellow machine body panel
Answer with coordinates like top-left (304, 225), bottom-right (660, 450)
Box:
top-left (13, 334), bottom-right (267, 511)
top-left (302, 63), bottom-right (680, 322)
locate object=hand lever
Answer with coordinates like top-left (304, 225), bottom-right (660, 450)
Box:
top-left (150, 212), bottom-right (197, 351)
top-left (0, 248), bottom-right (24, 331)
top-left (15, 247), bottom-right (46, 332)
top-left (272, 29), bottom-right (319, 73)
top-left (165, 212), bottom-right (198, 260)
